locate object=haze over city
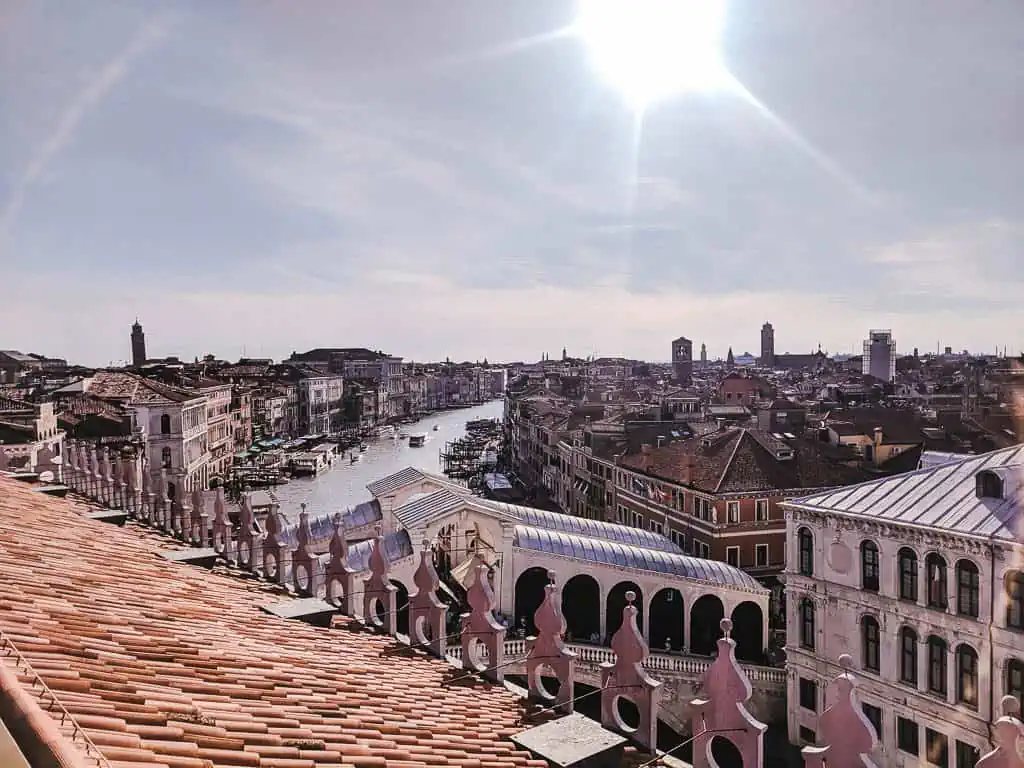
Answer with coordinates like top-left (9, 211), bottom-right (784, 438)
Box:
top-left (2, 0), bottom-right (1021, 366)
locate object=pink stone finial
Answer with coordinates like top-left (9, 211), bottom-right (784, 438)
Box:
top-left (362, 531), bottom-right (398, 634)
top-left (526, 572), bottom-right (576, 712)
top-left (977, 696), bottom-right (1024, 768)
top-left (291, 505), bottom-right (317, 596)
top-left (211, 487), bottom-right (230, 558)
top-left (801, 653), bottom-right (878, 768)
top-left (689, 608), bottom-right (766, 768)
top-left (409, 540), bottom-right (447, 656)
top-left (459, 565), bottom-right (506, 682)
top-left (236, 494), bottom-right (258, 570)
top-left (324, 513), bottom-right (354, 611)
top-left (262, 504), bottom-right (287, 584)
top-left (600, 591), bottom-right (661, 751)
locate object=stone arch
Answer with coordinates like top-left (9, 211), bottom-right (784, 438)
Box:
top-left (730, 601), bottom-right (763, 663)
top-left (606, 581), bottom-right (643, 639)
top-left (390, 579), bottom-right (409, 636)
top-left (690, 594), bottom-right (725, 656)
top-left (648, 588), bottom-right (684, 652)
top-left (708, 734), bottom-right (743, 768)
top-left (514, 567), bottom-right (550, 636)
top-left (562, 574), bottom-right (600, 642)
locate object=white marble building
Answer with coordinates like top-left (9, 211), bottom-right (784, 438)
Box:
top-left (782, 445), bottom-right (1024, 767)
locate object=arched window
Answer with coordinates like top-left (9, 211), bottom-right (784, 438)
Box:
top-left (160, 414), bottom-right (171, 434)
top-left (956, 645), bottom-right (979, 708)
top-left (976, 470), bottom-right (1004, 499)
top-left (900, 627), bottom-right (918, 686)
top-left (957, 560), bottom-right (980, 618)
top-left (926, 553), bottom-right (948, 610)
top-left (861, 541), bottom-right (879, 592)
top-left (161, 447), bottom-right (172, 469)
top-left (1007, 659), bottom-right (1024, 712)
top-left (798, 527), bottom-right (813, 576)
top-left (1006, 571), bottom-right (1024, 630)
top-left (898, 547), bottom-right (918, 602)
top-left (927, 636), bottom-right (947, 696)
top-left (799, 598), bottom-right (815, 650)
top-left (862, 615), bottom-right (880, 673)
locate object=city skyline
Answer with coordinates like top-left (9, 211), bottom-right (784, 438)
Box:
top-left (2, 1), bottom-right (1022, 364)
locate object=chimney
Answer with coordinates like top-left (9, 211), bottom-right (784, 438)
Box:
top-left (656, 435), bottom-right (665, 448)
top-left (641, 444), bottom-right (652, 456)
top-left (682, 455), bottom-right (695, 484)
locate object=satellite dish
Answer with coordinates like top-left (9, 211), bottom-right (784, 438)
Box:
top-left (38, 470), bottom-right (55, 483)
top-left (51, 455), bottom-right (63, 465)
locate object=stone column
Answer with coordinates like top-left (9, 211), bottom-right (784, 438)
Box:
top-left (947, 645), bottom-right (957, 705)
top-left (917, 637), bottom-right (928, 694)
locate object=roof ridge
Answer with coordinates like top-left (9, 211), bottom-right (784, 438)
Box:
top-left (713, 428), bottom-right (749, 494)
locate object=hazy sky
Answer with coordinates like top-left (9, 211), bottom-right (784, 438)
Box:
top-left (2, 1), bottom-right (1021, 366)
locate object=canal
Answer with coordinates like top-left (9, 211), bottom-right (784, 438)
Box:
top-left (270, 399), bottom-right (505, 515)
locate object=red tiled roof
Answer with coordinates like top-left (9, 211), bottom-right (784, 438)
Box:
top-left (620, 428), bottom-right (871, 494)
top-left (0, 478), bottom-right (547, 768)
top-left (85, 372), bottom-right (200, 406)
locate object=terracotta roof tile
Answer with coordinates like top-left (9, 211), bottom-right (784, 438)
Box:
top-left (0, 478), bottom-right (548, 768)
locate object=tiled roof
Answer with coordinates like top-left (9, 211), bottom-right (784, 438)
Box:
top-left (786, 445), bottom-right (1024, 541)
top-left (85, 371), bottom-right (200, 406)
top-left (0, 477), bottom-right (547, 768)
top-left (620, 428), bottom-right (872, 494)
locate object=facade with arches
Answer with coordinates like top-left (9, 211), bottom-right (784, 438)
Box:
top-left (365, 467), bottom-right (772, 663)
top-left (783, 445), bottom-right (1024, 766)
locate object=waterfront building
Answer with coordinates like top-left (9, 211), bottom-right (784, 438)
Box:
top-left (782, 445), bottom-right (1024, 764)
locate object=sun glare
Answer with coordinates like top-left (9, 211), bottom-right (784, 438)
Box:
top-left (575, 0), bottom-right (730, 110)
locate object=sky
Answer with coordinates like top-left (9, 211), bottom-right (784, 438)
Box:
top-left (1, 1), bottom-right (1022, 367)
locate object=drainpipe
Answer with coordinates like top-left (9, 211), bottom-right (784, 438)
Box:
top-left (988, 543), bottom-right (996, 747)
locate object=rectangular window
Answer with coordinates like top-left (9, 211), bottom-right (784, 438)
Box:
top-left (799, 678), bottom-right (817, 711)
top-left (798, 727), bottom-right (816, 746)
top-left (755, 544), bottom-right (769, 567)
top-left (636, 514), bottom-right (644, 530)
top-left (862, 703), bottom-right (882, 740)
top-left (755, 499), bottom-right (769, 521)
top-left (926, 728), bottom-right (949, 768)
top-left (898, 717), bottom-right (919, 756)
top-left (726, 546), bottom-right (740, 568)
top-left (727, 501), bottom-right (740, 523)
top-left (955, 741), bottom-right (979, 768)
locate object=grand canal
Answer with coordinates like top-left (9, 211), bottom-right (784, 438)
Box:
top-left (269, 399), bottom-right (505, 515)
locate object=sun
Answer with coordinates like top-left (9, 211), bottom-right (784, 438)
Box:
top-left (574, 0), bottom-right (730, 110)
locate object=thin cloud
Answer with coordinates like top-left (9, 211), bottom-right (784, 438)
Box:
top-left (0, 11), bottom-right (174, 243)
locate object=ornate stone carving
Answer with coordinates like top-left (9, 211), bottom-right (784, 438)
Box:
top-left (138, 461), bottom-right (153, 523)
top-left (290, 504), bottom-right (318, 596)
top-left (977, 696), bottom-right (1024, 768)
top-left (408, 540), bottom-right (447, 657)
top-left (460, 564), bottom-right (506, 683)
top-left (211, 487), bottom-right (231, 559)
top-left (174, 481), bottom-right (192, 539)
top-left (324, 513), bottom-right (355, 614)
top-left (362, 526), bottom-right (397, 634)
top-left (262, 504), bottom-right (287, 584)
top-left (690, 618), bottom-right (766, 768)
top-left (189, 486), bottom-right (208, 547)
top-left (801, 655), bottom-right (878, 768)
top-left (236, 493), bottom-right (259, 571)
top-left (526, 571), bottom-right (576, 713)
top-left (600, 590), bottom-right (661, 752)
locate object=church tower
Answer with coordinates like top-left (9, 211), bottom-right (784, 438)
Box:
top-left (130, 320), bottom-right (147, 367)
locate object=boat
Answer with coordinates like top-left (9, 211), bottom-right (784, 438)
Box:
top-left (350, 453), bottom-right (361, 463)
top-left (408, 433), bottom-right (428, 448)
top-left (359, 444), bottom-right (368, 452)
top-left (398, 431), bottom-right (409, 440)
top-left (289, 452), bottom-right (329, 477)
top-left (432, 424), bottom-right (440, 431)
